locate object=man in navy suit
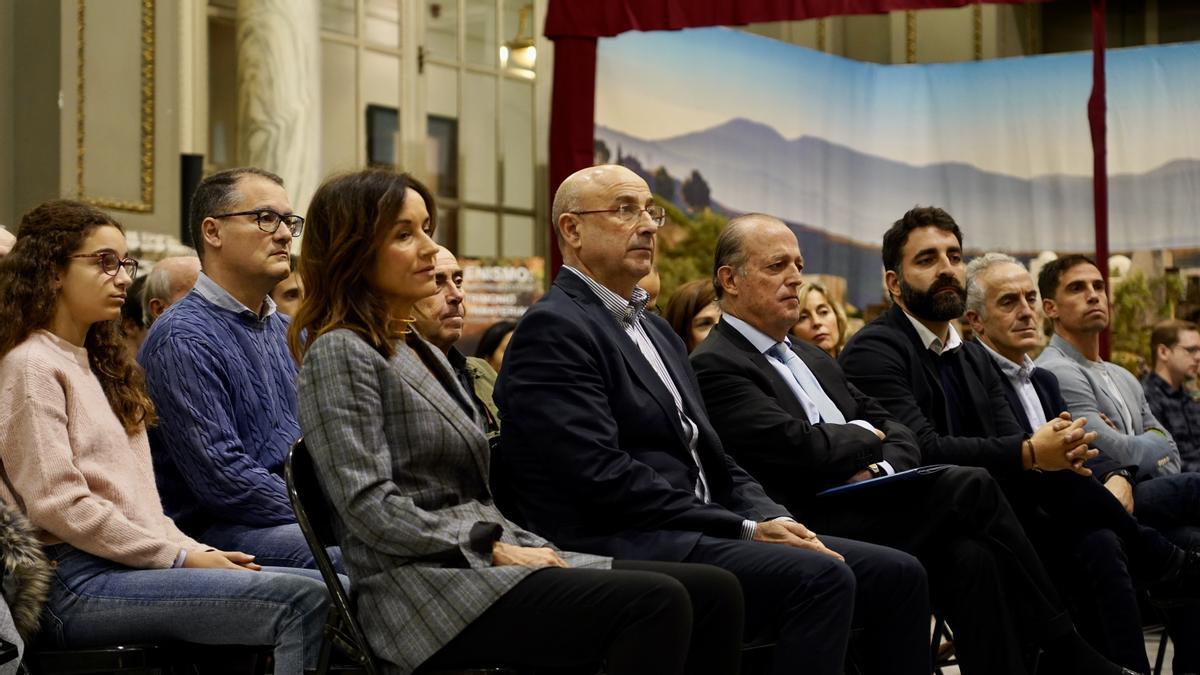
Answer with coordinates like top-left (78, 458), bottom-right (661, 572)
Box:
top-left (691, 214), bottom-right (1119, 675)
top-left (495, 165), bottom-right (930, 675)
top-left (965, 252), bottom-right (1200, 674)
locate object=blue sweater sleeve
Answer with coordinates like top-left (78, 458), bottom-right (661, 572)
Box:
top-left (143, 334), bottom-right (295, 526)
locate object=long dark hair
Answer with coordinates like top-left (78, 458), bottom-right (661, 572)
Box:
top-left (0, 200), bottom-right (155, 432)
top-left (289, 169), bottom-right (437, 361)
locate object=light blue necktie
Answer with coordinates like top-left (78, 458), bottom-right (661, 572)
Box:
top-left (767, 343), bottom-right (846, 424)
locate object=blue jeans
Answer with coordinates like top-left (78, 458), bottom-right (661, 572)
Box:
top-left (41, 544), bottom-right (332, 675)
top-left (201, 522), bottom-right (344, 573)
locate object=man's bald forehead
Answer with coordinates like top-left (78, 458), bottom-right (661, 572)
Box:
top-left (157, 256), bottom-right (200, 273)
top-left (562, 164), bottom-right (642, 192)
top-left (727, 213), bottom-right (787, 238)
top-left (556, 164), bottom-right (645, 206)
top-left (552, 164), bottom-right (649, 236)
top-left (434, 246), bottom-right (460, 269)
top-left (156, 256), bottom-right (201, 289)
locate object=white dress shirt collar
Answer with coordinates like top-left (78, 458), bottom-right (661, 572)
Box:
top-left (720, 312), bottom-right (782, 355)
top-left (902, 309), bottom-right (962, 355)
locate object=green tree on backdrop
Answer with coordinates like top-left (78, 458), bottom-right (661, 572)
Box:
top-left (651, 197), bottom-right (728, 306)
top-left (681, 170), bottom-right (712, 211)
top-left (1110, 270), bottom-right (1185, 375)
top-left (653, 166), bottom-right (676, 203)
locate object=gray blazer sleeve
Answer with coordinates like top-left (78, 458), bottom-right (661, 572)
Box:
top-left (1040, 347), bottom-right (1179, 479)
top-left (298, 331), bottom-right (501, 567)
top-left (1119, 367), bottom-right (1181, 476)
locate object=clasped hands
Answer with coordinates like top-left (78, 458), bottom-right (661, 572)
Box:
top-left (1024, 412), bottom-right (1101, 476)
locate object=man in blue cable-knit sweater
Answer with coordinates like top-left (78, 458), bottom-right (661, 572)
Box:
top-left (140, 167), bottom-right (340, 571)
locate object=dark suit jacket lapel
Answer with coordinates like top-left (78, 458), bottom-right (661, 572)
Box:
top-left (886, 304), bottom-right (951, 428)
top-left (959, 345), bottom-right (1001, 436)
top-left (1031, 369), bottom-right (1062, 422)
top-left (991, 359), bottom-right (1034, 434)
top-left (555, 273), bottom-right (692, 451)
top-left (713, 320), bottom-right (812, 421)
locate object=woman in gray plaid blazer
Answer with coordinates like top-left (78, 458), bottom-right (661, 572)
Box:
top-left (290, 169), bottom-right (744, 675)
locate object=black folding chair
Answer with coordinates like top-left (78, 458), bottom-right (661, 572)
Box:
top-left (930, 614), bottom-right (958, 675)
top-left (285, 439), bottom-right (380, 675)
top-left (286, 439), bottom-right (522, 675)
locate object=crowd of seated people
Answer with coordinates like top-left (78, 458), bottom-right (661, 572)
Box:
top-left (0, 162), bottom-right (1199, 675)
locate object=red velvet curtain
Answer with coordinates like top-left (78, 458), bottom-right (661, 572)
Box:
top-left (1087, 0), bottom-right (1110, 357)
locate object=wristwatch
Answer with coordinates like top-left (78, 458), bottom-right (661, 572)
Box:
top-left (866, 463), bottom-right (885, 479)
top-left (1103, 468), bottom-right (1134, 484)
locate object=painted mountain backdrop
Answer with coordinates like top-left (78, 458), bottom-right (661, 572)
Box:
top-left (596, 119), bottom-right (1200, 253)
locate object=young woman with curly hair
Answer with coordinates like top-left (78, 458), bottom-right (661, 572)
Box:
top-left (0, 200), bottom-right (329, 673)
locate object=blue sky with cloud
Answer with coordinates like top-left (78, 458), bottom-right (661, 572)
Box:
top-left (596, 27), bottom-right (1200, 180)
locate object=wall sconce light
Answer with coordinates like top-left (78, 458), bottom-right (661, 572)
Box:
top-left (501, 4), bottom-right (536, 79)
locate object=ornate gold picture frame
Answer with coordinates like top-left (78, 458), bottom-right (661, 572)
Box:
top-left (76, 0), bottom-right (156, 213)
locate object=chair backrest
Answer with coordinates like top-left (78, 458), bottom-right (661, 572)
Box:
top-left (285, 438), bottom-right (378, 675)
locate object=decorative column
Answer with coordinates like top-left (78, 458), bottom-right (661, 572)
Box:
top-left (236, 0), bottom-right (320, 213)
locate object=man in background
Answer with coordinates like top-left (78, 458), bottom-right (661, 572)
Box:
top-left (411, 245), bottom-right (499, 435)
top-left (142, 255), bottom-right (201, 326)
top-left (269, 257), bottom-right (304, 317)
top-left (1143, 319), bottom-right (1200, 472)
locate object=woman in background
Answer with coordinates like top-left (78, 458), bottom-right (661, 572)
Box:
top-left (0, 201), bottom-right (329, 674)
top-left (791, 280), bottom-right (849, 358)
top-left (290, 169), bottom-right (742, 675)
top-left (475, 319), bottom-right (516, 373)
top-left (662, 279), bottom-right (721, 353)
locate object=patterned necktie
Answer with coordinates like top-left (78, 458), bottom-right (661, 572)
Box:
top-left (767, 342), bottom-right (846, 424)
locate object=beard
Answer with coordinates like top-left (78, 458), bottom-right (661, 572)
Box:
top-left (900, 275), bottom-right (967, 322)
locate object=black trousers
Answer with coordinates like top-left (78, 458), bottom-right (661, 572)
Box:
top-left (1060, 528), bottom-right (1151, 673)
top-left (799, 466), bottom-right (1073, 675)
top-left (1055, 473), bottom-right (1200, 674)
top-left (1003, 470), bottom-right (1186, 673)
top-left (684, 534), bottom-right (930, 675)
top-left (421, 560), bottom-right (743, 675)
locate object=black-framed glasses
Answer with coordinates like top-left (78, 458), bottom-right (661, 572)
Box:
top-left (1175, 345), bottom-right (1200, 355)
top-left (212, 209), bottom-right (305, 237)
top-left (68, 252), bottom-right (139, 278)
top-left (572, 204), bottom-right (667, 226)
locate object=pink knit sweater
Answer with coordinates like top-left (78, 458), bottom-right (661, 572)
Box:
top-left (0, 330), bottom-right (204, 568)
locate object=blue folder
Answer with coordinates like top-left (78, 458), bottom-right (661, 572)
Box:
top-left (816, 464), bottom-right (953, 497)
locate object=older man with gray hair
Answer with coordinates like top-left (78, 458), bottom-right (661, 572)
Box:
top-left (141, 254), bottom-right (201, 326)
top-left (964, 252), bottom-right (1200, 675)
